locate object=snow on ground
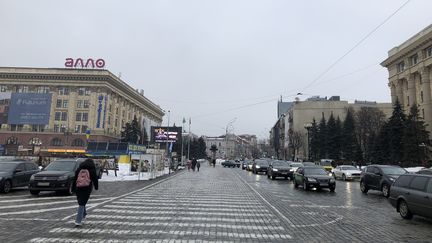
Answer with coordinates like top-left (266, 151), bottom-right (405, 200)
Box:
top-left (405, 167), bottom-right (426, 173)
top-left (100, 168), bottom-right (170, 182)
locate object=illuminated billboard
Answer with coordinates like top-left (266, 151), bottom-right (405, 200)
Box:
top-left (151, 126), bottom-right (182, 143)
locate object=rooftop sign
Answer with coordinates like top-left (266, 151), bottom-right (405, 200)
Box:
top-left (65, 58), bottom-right (105, 69)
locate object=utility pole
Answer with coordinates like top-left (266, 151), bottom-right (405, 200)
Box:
top-left (166, 110), bottom-right (170, 174)
top-left (187, 118), bottom-right (191, 160)
top-left (181, 118), bottom-right (185, 166)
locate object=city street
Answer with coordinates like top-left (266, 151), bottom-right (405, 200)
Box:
top-left (1, 164), bottom-right (432, 243)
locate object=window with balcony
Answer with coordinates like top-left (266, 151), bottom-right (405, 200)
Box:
top-left (32, 125), bottom-right (45, 132)
top-left (55, 111), bottom-right (67, 121)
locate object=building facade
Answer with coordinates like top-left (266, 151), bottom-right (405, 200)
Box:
top-left (204, 134), bottom-right (257, 159)
top-left (381, 24), bottom-right (432, 134)
top-left (0, 67), bottom-right (164, 155)
top-left (271, 96), bottom-right (392, 161)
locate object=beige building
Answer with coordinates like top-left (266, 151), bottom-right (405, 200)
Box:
top-left (381, 24), bottom-right (432, 133)
top-left (272, 96), bottom-right (392, 160)
top-left (0, 67), bottom-right (164, 155)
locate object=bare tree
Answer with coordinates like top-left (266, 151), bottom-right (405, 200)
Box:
top-left (355, 107), bottom-right (386, 162)
top-left (289, 130), bottom-right (304, 161)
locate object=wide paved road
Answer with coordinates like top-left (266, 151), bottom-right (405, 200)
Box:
top-left (1, 164), bottom-right (431, 242)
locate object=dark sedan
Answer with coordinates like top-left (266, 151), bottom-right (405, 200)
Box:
top-left (0, 160), bottom-right (39, 193)
top-left (267, 160), bottom-right (291, 180)
top-left (293, 166), bottom-right (336, 192)
top-left (29, 158), bottom-right (85, 195)
top-left (252, 159), bottom-right (269, 174)
top-left (389, 174), bottom-right (432, 219)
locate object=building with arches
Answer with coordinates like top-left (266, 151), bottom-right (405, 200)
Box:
top-left (0, 67), bottom-right (164, 155)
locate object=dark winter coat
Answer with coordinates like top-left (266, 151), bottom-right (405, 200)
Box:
top-left (72, 159), bottom-right (99, 206)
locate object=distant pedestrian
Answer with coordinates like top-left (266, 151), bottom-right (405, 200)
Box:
top-left (186, 160), bottom-right (191, 171)
top-left (72, 158), bottom-right (99, 227)
top-left (197, 160), bottom-right (201, 172)
top-left (192, 158), bottom-right (197, 171)
top-left (212, 159), bottom-right (216, 167)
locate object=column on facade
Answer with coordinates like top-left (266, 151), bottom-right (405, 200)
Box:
top-left (421, 67), bottom-right (432, 132)
top-left (395, 79), bottom-right (404, 106)
top-left (389, 82), bottom-right (397, 104)
top-left (407, 74), bottom-right (417, 107)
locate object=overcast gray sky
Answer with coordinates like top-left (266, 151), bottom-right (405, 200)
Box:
top-left (0, 0), bottom-right (431, 138)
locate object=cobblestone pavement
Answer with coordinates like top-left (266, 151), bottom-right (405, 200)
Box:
top-left (1, 165), bottom-right (432, 242)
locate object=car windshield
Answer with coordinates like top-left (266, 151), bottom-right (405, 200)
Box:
top-left (320, 161), bottom-right (332, 166)
top-left (291, 163), bottom-right (303, 167)
top-left (381, 167), bottom-right (407, 175)
top-left (257, 161), bottom-right (268, 165)
top-left (341, 166), bottom-right (357, 170)
top-left (303, 162), bottom-right (315, 166)
top-left (0, 163), bottom-right (17, 171)
top-left (304, 168), bottom-right (327, 175)
top-left (272, 161), bottom-right (287, 166)
top-left (45, 161), bottom-right (77, 171)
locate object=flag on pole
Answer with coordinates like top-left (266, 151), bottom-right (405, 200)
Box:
top-left (189, 118), bottom-right (191, 124)
top-left (182, 117), bottom-right (186, 124)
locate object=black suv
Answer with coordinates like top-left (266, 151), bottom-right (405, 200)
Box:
top-left (0, 160), bottom-right (39, 193)
top-left (267, 160), bottom-right (291, 180)
top-left (360, 165), bottom-right (407, 197)
top-left (293, 166), bottom-right (336, 192)
top-left (389, 174), bottom-right (432, 219)
top-left (29, 158), bottom-right (85, 195)
top-left (252, 159), bottom-right (269, 174)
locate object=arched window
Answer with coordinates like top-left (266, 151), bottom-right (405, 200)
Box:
top-left (51, 138), bottom-right (63, 146)
top-left (72, 138), bottom-right (85, 147)
top-left (6, 137), bottom-right (18, 145)
top-left (29, 137), bottom-right (42, 146)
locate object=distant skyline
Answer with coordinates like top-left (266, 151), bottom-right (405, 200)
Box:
top-left (1, 0), bottom-right (431, 139)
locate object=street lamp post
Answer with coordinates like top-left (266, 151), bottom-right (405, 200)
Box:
top-left (165, 110), bottom-right (170, 174)
top-left (225, 118), bottom-right (237, 159)
top-left (304, 123), bottom-right (312, 161)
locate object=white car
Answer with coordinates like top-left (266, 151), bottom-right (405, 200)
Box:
top-left (332, 165), bottom-right (362, 181)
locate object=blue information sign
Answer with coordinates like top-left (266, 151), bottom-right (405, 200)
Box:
top-left (8, 93), bottom-right (52, 125)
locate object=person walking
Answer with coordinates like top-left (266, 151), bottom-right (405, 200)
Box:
top-left (186, 159), bottom-right (191, 171)
top-left (72, 158), bottom-right (99, 227)
top-left (196, 160), bottom-right (201, 172)
top-left (191, 158), bottom-right (197, 172)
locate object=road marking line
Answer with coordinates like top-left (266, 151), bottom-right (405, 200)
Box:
top-left (88, 214), bottom-right (280, 223)
top-left (0, 194), bottom-right (108, 203)
top-left (0, 218), bottom-right (63, 222)
top-left (233, 170), bottom-right (296, 227)
top-left (120, 198), bottom-right (257, 203)
top-left (29, 237), bottom-right (237, 243)
top-left (61, 171), bottom-right (184, 220)
top-left (84, 220), bottom-right (285, 230)
top-left (48, 227), bottom-right (292, 239)
top-left (289, 204), bottom-right (360, 209)
top-left (102, 204), bottom-right (268, 212)
top-left (0, 197), bottom-right (114, 209)
top-left (111, 201), bottom-right (265, 208)
top-left (0, 203), bottom-right (99, 216)
top-left (94, 208), bottom-right (271, 217)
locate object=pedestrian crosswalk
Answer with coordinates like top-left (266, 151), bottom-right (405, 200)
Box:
top-left (28, 168), bottom-right (293, 242)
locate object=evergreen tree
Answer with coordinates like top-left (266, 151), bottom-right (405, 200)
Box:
top-left (309, 118), bottom-right (319, 161)
top-left (120, 116), bottom-right (143, 144)
top-left (327, 113), bottom-right (339, 160)
top-left (197, 137), bottom-right (207, 159)
top-left (334, 116), bottom-right (343, 160)
top-left (387, 99), bottom-right (406, 164)
top-left (371, 122), bottom-right (391, 164)
top-left (402, 104), bottom-right (430, 166)
top-left (317, 115), bottom-right (328, 159)
top-left (341, 108), bottom-right (357, 161)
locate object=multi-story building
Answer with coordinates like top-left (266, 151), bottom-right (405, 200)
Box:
top-left (0, 67), bottom-right (164, 155)
top-left (271, 96), bottom-right (392, 160)
top-left (204, 134), bottom-right (256, 159)
top-left (381, 24), bottom-right (432, 134)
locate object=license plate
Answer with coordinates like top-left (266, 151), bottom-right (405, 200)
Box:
top-left (281, 173), bottom-right (288, 175)
top-left (320, 183), bottom-right (328, 187)
top-left (37, 182), bottom-right (50, 186)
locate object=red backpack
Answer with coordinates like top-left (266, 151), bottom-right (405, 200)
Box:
top-left (76, 169), bottom-right (91, 187)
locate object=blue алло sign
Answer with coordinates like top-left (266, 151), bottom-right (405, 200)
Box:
top-left (8, 93), bottom-right (52, 125)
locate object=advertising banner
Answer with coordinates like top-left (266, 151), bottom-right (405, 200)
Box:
top-left (151, 126), bottom-right (182, 143)
top-left (8, 93), bottom-right (52, 125)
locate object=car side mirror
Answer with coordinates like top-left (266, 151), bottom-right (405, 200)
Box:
top-left (376, 172), bottom-right (382, 176)
top-left (14, 169), bottom-right (23, 173)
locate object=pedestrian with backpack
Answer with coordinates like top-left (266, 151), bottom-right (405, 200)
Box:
top-left (72, 158), bottom-right (99, 226)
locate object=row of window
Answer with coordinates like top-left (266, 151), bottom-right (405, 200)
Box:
top-left (54, 112), bottom-right (89, 122)
top-left (0, 85), bottom-right (92, 96)
top-left (55, 99), bottom-right (90, 109)
top-left (394, 175), bottom-right (432, 193)
top-left (6, 136), bottom-right (85, 147)
top-left (53, 124), bottom-right (88, 134)
top-left (396, 46), bottom-right (432, 73)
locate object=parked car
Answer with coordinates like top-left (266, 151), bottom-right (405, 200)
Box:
top-left (293, 166), bottom-right (336, 192)
top-left (333, 165), bottom-right (362, 181)
top-left (0, 160), bottom-right (39, 193)
top-left (389, 173), bottom-right (432, 219)
top-left (267, 160), bottom-right (291, 180)
top-left (319, 159), bottom-right (334, 173)
top-left (246, 161), bottom-right (254, 171)
top-left (302, 162), bottom-right (315, 166)
top-left (360, 165), bottom-right (407, 198)
top-left (252, 159), bottom-right (269, 174)
top-left (221, 160), bottom-right (238, 168)
top-left (288, 162), bottom-right (303, 180)
top-left (29, 158), bottom-right (85, 196)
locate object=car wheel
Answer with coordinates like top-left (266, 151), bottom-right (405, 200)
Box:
top-left (294, 180), bottom-right (298, 188)
top-left (1, 180), bottom-right (12, 193)
top-left (267, 173), bottom-right (270, 178)
top-left (303, 181), bottom-right (309, 191)
top-left (342, 174), bottom-right (346, 181)
top-left (66, 183), bottom-right (74, 196)
top-left (329, 185), bottom-right (336, 192)
top-left (360, 180), bottom-right (368, 194)
top-left (382, 184), bottom-right (390, 198)
top-left (398, 199), bottom-right (413, 219)
top-left (271, 175), bottom-right (275, 180)
top-left (30, 190), bottom-right (40, 196)
top-left (285, 176), bottom-right (288, 180)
